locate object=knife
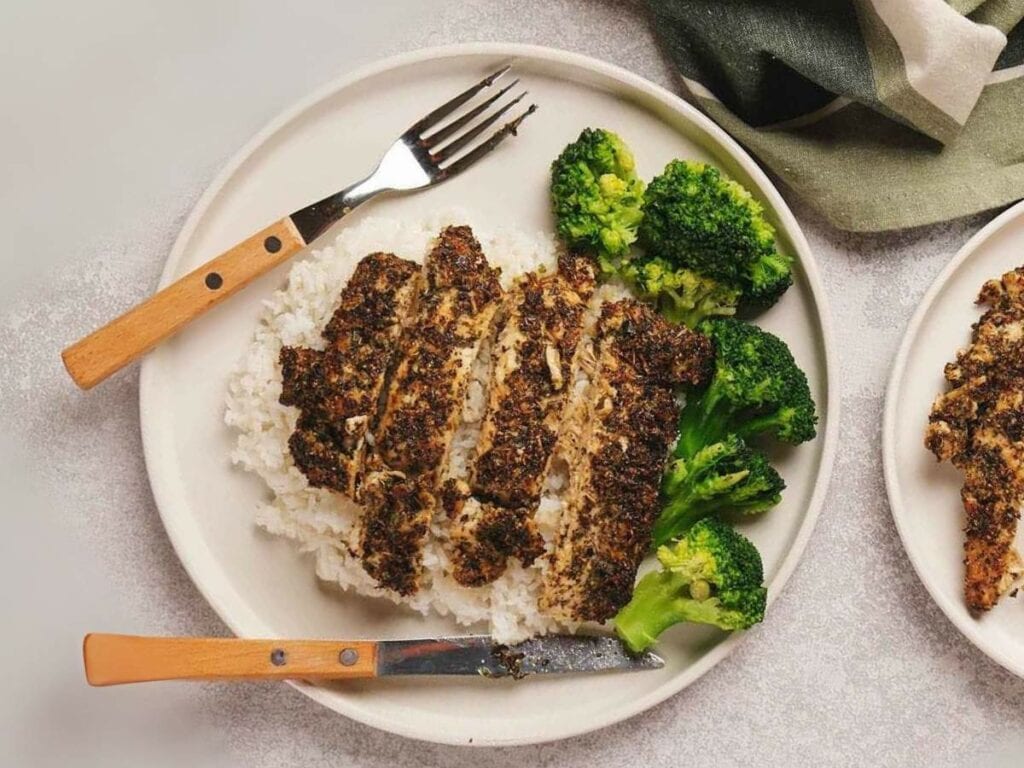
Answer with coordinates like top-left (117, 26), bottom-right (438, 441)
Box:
top-left (83, 633), bottom-right (663, 685)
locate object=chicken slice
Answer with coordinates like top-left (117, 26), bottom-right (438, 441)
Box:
top-left (444, 253), bottom-right (596, 587)
top-left (359, 226), bottom-right (503, 594)
top-left (279, 347), bottom-right (321, 409)
top-left (442, 480), bottom-right (544, 587)
top-left (926, 265), bottom-right (1024, 611)
top-left (279, 252), bottom-right (420, 497)
top-left (541, 300), bottom-right (714, 623)
top-left (358, 470), bottom-right (436, 596)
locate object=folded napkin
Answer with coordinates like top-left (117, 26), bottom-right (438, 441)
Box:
top-left (648, 0), bottom-right (1024, 231)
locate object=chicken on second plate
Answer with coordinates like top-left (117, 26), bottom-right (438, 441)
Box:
top-left (927, 265), bottom-right (1024, 612)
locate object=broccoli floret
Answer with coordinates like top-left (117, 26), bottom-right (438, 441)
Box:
top-left (614, 518), bottom-right (767, 651)
top-left (653, 434), bottom-right (785, 547)
top-left (619, 255), bottom-right (740, 327)
top-left (675, 317), bottom-right (817, 458)
top-left (551, 141), bottom-right (795, 323)
top-left (550, 128), bottom-right (645, 266)
top-left (745, 248), bottom-right (794, 308)
top-left (639, 160), bottom-right (792, 309)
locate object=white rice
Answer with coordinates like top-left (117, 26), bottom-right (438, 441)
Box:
top-left (225, 209), bottom-right (606, 643)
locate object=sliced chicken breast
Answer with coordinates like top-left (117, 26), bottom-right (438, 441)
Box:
top-left (541, 300), bottom-right (714, 623)
top-left (444, 253), bottom-right (596, 587)
top-left (360, 226), bottom-right (503, 594)
top-left (279, 251), bottom-right (420, 497)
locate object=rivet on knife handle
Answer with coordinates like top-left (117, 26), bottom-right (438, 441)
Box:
top-left (61, 218), bottom-right (306, 390)
top-left (82, 633), bottom-right (378, 685)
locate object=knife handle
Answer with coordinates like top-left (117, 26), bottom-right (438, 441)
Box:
top-left (61, 217), bottom-right (307, 390)
top-left (83, 633), bottom-right (377, 685)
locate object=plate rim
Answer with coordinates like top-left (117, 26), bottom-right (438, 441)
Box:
top-left (883, 199), bottom-right (1024, 679)
top-left (139, 41), bottom-right (840, 745)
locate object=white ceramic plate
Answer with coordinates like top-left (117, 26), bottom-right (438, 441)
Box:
top-left (139, 43), bottom-right (838, 745)
top-left (885, 200), bottom-right (1024, 678)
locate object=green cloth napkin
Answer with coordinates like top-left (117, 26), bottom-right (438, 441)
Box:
top-left (648, 0), bottom-right (1024, 231)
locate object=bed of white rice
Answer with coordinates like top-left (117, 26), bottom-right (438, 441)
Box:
top-left (225, 209), bottom-right (623, 643)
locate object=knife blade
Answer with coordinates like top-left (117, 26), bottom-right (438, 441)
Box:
top-left (376, 634), bottom-right (664, 679)
top-left (82, 633), bottom-right (663, 686)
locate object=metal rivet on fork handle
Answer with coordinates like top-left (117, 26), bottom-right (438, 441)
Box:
top-left (264, 236), bottom-right (282, 253)
top-left (270, 648), bottom-right (287, 666)
top-left (339, 648), bottom-right (359, 666)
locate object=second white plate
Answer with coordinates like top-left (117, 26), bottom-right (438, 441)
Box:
top-left (885, 200), bottom-right (1024, 678)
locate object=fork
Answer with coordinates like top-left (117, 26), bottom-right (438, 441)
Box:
top-left (62, 66), bottom-right (536, 390)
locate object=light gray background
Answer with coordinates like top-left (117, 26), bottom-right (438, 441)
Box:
top-left (2, 1), bottom-right (1022, 766)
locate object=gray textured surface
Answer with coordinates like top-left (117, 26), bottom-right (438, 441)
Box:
top-left (2, 1), bottom-right (1023, 766)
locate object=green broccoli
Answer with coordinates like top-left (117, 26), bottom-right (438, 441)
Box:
top-left (615, 518), bottom-right (767, 652)
top-left (550, 136), bottom-right (794, 324)
top-left (550, 128), bottom-right (645, 267)
top-left (618, 256), bottom-right (741, 327)
top-left (652, 434), bottom-right (785, 547)
top-left (746, 248), bottom-right (794, 307)
top-left (675, 317), bottom-right (817, 459)
top-left (639, 160), bottom-right (793, 308)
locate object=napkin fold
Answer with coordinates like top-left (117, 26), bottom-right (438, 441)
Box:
top-left (648, 0), bottom-right (1024, 231)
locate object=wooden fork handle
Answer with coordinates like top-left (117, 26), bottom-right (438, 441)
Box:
top-left (83, 633), bottom-right (378, 685)
top-left (61, 218), bottom-right (307, 390)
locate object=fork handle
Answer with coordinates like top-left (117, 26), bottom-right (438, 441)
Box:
top-left (61, 217), bottom-right (307, 390)
top-left (83, 634), bottom-right (378, 685)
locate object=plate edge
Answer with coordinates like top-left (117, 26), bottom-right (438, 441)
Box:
top-left (138, 40), bottom-right (841, 746)
top-left (882, 200), bottom-right (1024, 679)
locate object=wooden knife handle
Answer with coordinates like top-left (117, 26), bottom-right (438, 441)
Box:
top-left (83, 634), bottom-right (377, 686)
top-left (61, 218), bottom-right (306, 390)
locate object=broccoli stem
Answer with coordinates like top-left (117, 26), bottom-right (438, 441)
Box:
top-left (734, 410), bottom-right (786, 441)
top-left (614, 570), bottom-right (690, 652)
top-left (653, 471), bottom-right (749, 547)
top-left (672, 598), bottom-right (729, 626)
top-left (653, 503), bottom-right (702, 548)
top-left (616, 570), bottom-right (732, 651)
top-left (652, 503), bottom-right (701, 548)
top-left (675, 383), bottom-right (731, 458)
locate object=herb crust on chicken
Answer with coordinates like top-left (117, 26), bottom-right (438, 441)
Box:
top-left (926, 265), bottom-right (1024, 612)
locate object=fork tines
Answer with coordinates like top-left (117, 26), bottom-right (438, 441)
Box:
top-left (407, 66), bottom-right (537, 175)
